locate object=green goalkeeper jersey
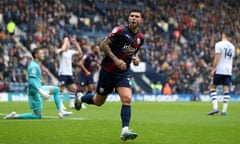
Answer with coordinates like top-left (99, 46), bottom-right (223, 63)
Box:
top-left (28, 60), bottom-right (42, 92)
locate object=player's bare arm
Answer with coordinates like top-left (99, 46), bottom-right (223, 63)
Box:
top-left (79, 58), bottom-right (91, 76)
top-left (100, 37), bottom-right (127, 70)
top-left (71, 37), bottom-right (83, 57)
top-left (56, 37), bottom-right (70, 54)
top-left (210, 53), bottom-right (221, 78)
top-left (132, 54), bottom-right (140, 66)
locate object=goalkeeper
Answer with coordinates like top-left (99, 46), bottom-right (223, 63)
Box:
top-left (4, 47), bottom-right (72, 119)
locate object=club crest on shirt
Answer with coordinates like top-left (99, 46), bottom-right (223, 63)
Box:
top-left (32, 68), bottom-right (36, 75)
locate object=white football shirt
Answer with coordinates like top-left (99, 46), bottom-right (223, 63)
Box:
top-left (215, 40), bottom-right (235, 75)
top-left (58, 49), bottom-right (77, 75)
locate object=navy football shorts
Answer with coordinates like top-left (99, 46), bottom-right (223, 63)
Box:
top-left (58, 75), bottom-right (75, 86)
top-left (213, 74), bottom-right (232, 86)
top-left (96, 68), bottom-right (131, 95)
top-left (79, 71), bottom-right (94, 86)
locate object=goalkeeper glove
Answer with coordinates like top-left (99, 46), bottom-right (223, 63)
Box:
top-left (38, 89), bottom-right (50, 100)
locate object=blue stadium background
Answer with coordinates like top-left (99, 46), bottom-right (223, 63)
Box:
top-left (0, 0), bottom-right (239, 101)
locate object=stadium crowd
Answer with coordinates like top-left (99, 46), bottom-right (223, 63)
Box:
top-left (0, 0), bottom-right (239, 94)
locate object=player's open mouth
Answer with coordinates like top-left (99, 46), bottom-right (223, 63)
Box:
top-left (129, 22), bottom-right (136, 26)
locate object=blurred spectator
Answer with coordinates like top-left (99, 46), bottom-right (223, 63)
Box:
top-left (6, 20), bottom-right (16, 35)
top-left (0, 0), bottom-right (240, 94)
top-left (151, 81), bottom-right (163, 95)
top-left (163, 82), bottom-right (173, 95)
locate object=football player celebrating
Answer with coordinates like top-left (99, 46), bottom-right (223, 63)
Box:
top-left (75, 9), bottom-right (144, 141)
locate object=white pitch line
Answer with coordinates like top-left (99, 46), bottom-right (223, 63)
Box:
top-left (0, 113), bottom-right (86, 121)
top-left (0, 113), bottom-right (7, 116)
top-left (43, 115), bottom-right (86, 120)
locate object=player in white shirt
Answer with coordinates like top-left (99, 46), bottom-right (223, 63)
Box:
top-left (208, 30), bottom-right (235, 116)
top-left (57, 36), bottom-right (82, 109)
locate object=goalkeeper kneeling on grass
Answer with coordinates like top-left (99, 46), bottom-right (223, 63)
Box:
top-left (4, 47), bottom-right (72, 119)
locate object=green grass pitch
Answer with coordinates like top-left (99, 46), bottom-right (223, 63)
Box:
top-left (0, 101), bottom-right (240, 144)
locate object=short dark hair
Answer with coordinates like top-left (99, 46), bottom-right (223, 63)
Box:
top-left (31, 47), bottom-right (42, 59)
top-left (128, 9), bottom-right (144, 19)
top-left (222, 29), bottom-right (232, 38)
